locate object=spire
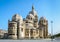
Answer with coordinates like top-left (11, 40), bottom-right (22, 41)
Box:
top-left (32, 5), bottom-right (34, 11)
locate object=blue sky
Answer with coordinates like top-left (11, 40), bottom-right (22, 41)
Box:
top-left (0, 0), bottom-right (60, 34)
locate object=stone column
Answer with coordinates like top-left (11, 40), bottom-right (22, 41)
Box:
top-left (29, 29), bottom-right (31, 39)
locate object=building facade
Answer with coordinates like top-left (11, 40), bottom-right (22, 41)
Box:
top-left (0, 29), bottom-right (8, 39)
top-left (8, 6), bottom-right (48, 39)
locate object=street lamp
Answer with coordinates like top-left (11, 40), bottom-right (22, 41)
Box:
top-left (51, 21), bottom-right (53, 40)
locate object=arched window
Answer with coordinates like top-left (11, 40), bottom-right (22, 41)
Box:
top-left (26, 21), bottom-right (28, 23)
top-left (31, 17), bottom-right (32, 20)
top-left (35, 15), bottom-right (38, 18)
top-left (44, 20), bottom-right (45, 23)
top-left (21, 28), bottom-right (23, 32)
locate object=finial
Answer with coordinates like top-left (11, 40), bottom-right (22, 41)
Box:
top-left (32, 5), bottom-right (34, 11)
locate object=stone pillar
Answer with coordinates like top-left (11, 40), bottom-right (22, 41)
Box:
top-left (29, 29), bottom-right (31, 39)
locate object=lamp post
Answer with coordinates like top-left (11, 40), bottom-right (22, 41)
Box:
top-left (51, 21), bottom-right (53, 40)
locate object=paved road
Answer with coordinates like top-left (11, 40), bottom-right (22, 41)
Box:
top-left (0, 39), bottom-right (60, 42)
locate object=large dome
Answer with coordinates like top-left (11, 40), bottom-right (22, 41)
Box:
top-left (26, 14), bottom-right (34, 19)
top-left (12, 14), bottom-right (22, 21)
top-left (29, 10), bottom-right (37, 16)
top-left (29, 5), bottom-right (37, 16)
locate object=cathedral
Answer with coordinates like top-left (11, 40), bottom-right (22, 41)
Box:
top-left (8, 6), bottom-right (48, 39)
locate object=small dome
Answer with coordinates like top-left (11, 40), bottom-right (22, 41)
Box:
top-left (40, 16), bottom-right (46, 20)
top-left (12, 14), bottom-right (22, 21)
top-left (39, 16), bottom-right (48, 25)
